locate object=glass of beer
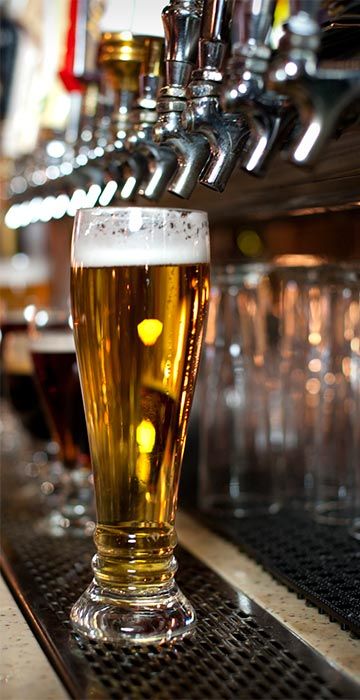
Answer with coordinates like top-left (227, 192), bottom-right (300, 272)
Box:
top-left (29, 309), bottom-right (94, 535)
top-left (70, 207), bottom-right (210, 644)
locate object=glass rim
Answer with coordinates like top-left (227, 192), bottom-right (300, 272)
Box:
top-left (75, 206), bottom-right (208, 217)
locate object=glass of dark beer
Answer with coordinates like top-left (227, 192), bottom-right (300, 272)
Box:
top-left (70, 207), bottom-right (210, 644)
top-left (1, 309), bottom-right (51, 445)
top-left (29, 308), bottom-right (94, 535)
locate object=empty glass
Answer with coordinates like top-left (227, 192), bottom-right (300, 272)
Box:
top-left (199, 260), bottom-right (360, 524)
top-left (199, 263), bottom-right (283, 517)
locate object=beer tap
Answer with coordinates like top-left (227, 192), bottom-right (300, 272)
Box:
top-left (125, 37), bottom-right (178, 200)
top-left (181, 0), bottom-right (249, 192)
top-left (222, 0), bottom-right (294, 176)
top-left (153, 0), bottom-right (211, 199)
top-left (268, 1), bottom-right (360, 166)
top-left (98, 31), bottom-right (147, 200)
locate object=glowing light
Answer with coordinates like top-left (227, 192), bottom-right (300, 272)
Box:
top-left (10, 176), bottom-right (27, 194)
top-left (245, 136), bottom-right (268, 172)
top-left (144, 167), bottom-right (163, 197)
top-left (137, 319), bottom-right (163, 346)
top-left (5, 202), bottom-right (34, 229)
top-left (351, 337), bottom-right (360, 353)
top-left (23, 304), bottom-right (36, 322)
top-left (98, 180), bottom-right (118, 206)
top-left (293, 121), bottom-right (321, 163)
top-left (67, 189), bottom-right (88, 216)
top-left (5, 204), bottom-right (20, 229)
top-left (35, 310), bottom-right (49, 327)
top-left (237, 229), bottom-right (263, 257)
top-left (60, 162), bottom-right (73, 175)
top-left (81, 129), bottom-right (92, 142)
top-left (46, 140), bottom-right (66, 159)
top-left (76, 153), bottom-right (88, 166)
top-left (31, 170), bottom-right (47, 186)
top-left (46, 165), bottom-right (60, 180)
top-left (53, 194), bottom-right (70, 219)
top-left (86, 184), bottom-right (102, 207)
top-left (28, 197), bottom-right (44, 223)
top-left (229, 343), bottom-right (241, 358)
top-left (94, 146), bottom-right (104, 158)
top-left (12, 253), bottom-right (29, 270)
top-left (308, 332), bottom-right (321, 346)
top-left (342, 357), bottom-right (351, 378)
top-left (285, 61), bottom-right (298, 77)
top-left (136, 420), bottom-right (156, 454)
top-left (306, 378), bottom-right (320, 395)
top-left (120, 176), bottom-right (137, 200)
top-left (39, 196), bottom-right (56, 222)
top-left (324, 372), bottom-right (336, 385)
top-left (308, 358), bottom-right (321, 373)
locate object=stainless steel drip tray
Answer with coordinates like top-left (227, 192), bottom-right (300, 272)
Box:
top-left (1, 522), bottom-right (359, 700)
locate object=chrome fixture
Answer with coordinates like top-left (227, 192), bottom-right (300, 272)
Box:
top-left (153, 0), bottom-right (211, 199)
top-left (268, 1), bottom-right (360, 166)
top-left (182, 0), bottom-right (249, 192)
top-left (221, 0), bottom-right (294, 176)
top-left (125, 37), bottom-right (178, 200)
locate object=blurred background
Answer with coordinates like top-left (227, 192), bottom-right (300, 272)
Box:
top-left (0, 0), bottom-right (359, 316)
top-left (0, 0), bottom-right (359, 526)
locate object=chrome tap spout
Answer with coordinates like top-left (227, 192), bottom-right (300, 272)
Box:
top-left (125, 36), bottom-right (180, 200)
top-left (220, 0), bottom-right (292, 176)
top-left (153, 1), bottom-right (211, 199)
top-left (268, 6), bottom-right (360, 166)
top-left (181, 0), bottom-right (248, 191)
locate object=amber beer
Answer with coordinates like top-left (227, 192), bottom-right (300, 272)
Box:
top-left (70, 208), bottom-right (210, 642)
top-left (72, 261), bottom-right (209, 581)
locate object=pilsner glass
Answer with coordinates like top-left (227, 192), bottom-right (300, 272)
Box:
top-left (70, 207), bottom-right (210, 644)
top-left (29, 309), bottom-right (94, 535)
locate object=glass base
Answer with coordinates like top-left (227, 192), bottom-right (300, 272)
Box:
top-left (70, 579), bottom-right (196, 645)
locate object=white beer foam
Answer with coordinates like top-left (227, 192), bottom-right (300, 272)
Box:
top-left (72, 208), bottom-right (210, 267)
top-left (30, 331), bottom-right (75, 354)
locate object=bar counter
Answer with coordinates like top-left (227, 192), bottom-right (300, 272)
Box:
top-left (1, 508), bottom-right (359, 700)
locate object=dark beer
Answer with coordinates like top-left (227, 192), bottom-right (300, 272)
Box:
top-left (1, 319), bottom-right (50, 439)
top-left (30, 332), bottom-right (89, 466)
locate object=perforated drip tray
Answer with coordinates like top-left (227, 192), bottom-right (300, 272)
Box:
top-left (2, 518), bottom-right (360, 700)
top-left (197, 511), bottom-right (360, 636)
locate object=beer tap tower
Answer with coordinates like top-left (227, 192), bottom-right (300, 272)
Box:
top-left (3, 0), bottom-right (360, 227)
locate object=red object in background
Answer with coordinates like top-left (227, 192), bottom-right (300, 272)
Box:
top-left (59, 0), bottom-right (84, 92)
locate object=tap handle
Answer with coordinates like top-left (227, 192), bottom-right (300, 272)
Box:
top-left (198, 0), bottom-right (232, 72)
top-left (277, 0), bottom-right (322, 65)
top-left (162, 0), bottom-right (204, 90)
top-left (289, 1), bottom-right (322, 20)
top-left (231, 0), bottom-right (276, 52)
top-left (138, 37), bottom-right (164, 106)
